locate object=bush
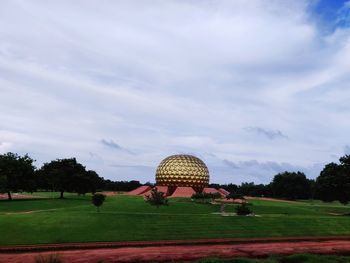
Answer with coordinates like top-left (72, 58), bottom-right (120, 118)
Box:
top-left (145, 187), bottom-right (168, 207)
top-left (226, 191), bottom-right (244, 200)
top-left (92, 193), bottom-right (106, 212)
top-left (191, 192), bottom-right (221, 203)
top-left (235, 203), bottom-right (253, 215)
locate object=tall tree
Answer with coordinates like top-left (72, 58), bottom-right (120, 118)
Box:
top-left (271, 171), bottom-right (312, 200)
top-left (0, 152), bottom-right (36, 200)
top-left (316, 159), bottom-right (350, 205)
top-left (39, 158), bottom-right (86, 199)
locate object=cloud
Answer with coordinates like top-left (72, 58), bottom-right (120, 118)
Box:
top-left (221, 159), bottom-right (324, 183)
top-left (101, 139), bottom-right (123, 150)
top-left (244, 127), bottom-right (288, 140)
top-left (101, 139), bottom-right (134, 154)
top-left (0, 1), bottom-right (349, 184)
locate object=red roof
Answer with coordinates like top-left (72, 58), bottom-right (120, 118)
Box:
top-left (127, 186), bottom-right (151, 195)
top-left (203, 187), bottom-right (226, 197)
top-left (218, 188), bottom-right (230, 196)
top-left (170, 187), bottom-right (196, 197)
top-left (142, 186), bottom-right (170, 197)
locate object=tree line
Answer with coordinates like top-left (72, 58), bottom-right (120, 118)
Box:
top-left (0, 152), bottom-right (141, 200)
top-left (1, 152), bottom-right (350, 204)
top-left (211, 154), bottom-right (350, 205)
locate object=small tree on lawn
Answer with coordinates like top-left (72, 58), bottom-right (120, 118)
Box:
top-left (92, 193), bottom-right (106, 212)
top-left (145, 187), bottom-right (168, 208)
top-left (235, 203), bottom-right (253, 215)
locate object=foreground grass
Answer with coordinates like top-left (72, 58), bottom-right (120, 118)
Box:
top-left (197, 254), bottom-right (350, 263)
top-left (1, 193), bottom-right (350, 245)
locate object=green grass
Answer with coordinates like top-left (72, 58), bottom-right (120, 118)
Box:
top-left (1, 193), bottom-right (350, 245)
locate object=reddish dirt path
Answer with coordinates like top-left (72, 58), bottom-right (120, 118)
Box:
top-left (0, 194), bottom-right (45, 200)
top-left (244, 196), bottom-right (299, 203)
top-left (2, 237), bottom-right (350, 263)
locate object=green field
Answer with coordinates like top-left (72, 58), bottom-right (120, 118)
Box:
top-left (1, 193), bottom-right (350, 245)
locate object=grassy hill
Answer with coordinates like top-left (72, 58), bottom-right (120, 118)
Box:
top-left (1, 193), bottom-right (350, 245)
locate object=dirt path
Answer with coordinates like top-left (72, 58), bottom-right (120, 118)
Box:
top-left (2, 237), bottom-right (350, 263)
top-left (244, 196), bottom-right (300, 203)
top-left (0, 194), bottom-right (46, 200)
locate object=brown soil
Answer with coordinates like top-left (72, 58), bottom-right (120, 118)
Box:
top-left (0, 194), bottom-right (45, 200)
top-left (244, 196), bottom-right (300, 203)
top-left (2, 237), bottom-right (350, 263)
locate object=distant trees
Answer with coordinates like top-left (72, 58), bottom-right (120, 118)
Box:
top-left (315, 155), bottom-right (350, 205)
top-left (102, 179), bottom-right (141, 192)
top-left (191, 192), bottom-right (221, 203)
top-left (0, 152), bottom-right (36, 200)
top-left (38, 158), bottom-right (88, 199)
top-left (0, 152), bottom-right (143, 200)
top-left (226, 191), bottom-right (244, 200)
top-left (271, 172), bottom-right (313, 200)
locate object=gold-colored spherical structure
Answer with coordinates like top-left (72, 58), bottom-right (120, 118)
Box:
top-left (156, 154), bottom-right (209, 191)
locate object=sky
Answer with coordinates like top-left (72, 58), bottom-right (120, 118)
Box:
top-left (1, 0), bottom-right (350, 184)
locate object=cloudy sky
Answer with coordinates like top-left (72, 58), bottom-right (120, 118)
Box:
top-left (1, 0), bottom-right (350, 184)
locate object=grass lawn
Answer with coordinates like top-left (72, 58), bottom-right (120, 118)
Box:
top-left (1, 193), bottom-right (350, 245)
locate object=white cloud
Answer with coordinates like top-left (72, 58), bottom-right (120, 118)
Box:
top-left (0, 0), bottom-right (349, 183)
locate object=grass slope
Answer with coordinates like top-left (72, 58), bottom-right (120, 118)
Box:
top-left (1, 193), bottom-right (350, 245)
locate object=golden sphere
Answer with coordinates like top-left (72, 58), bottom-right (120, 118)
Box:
top-left (156, 154), bottom-right (209, 191)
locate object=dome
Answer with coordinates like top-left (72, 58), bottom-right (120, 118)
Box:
top-left (155, 154), bottom-right (209, 191)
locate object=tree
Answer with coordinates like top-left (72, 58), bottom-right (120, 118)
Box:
top-left (315, 158), bottom-right (350, 205)
top-left (38, 158), bottom-right (86, 199)
top-left (235, 203), bottom-right (253, 215)
top-left (226, 191), bottom-right (244, 200)
top-left (0, 152), bottom-right (36, 200)
top-left (271, 171), bottom-right (312, 200)
top-left (145, 187), bottom-right (168, 207)
top-left (92, 193), bottom-right (106, 212)
top-left (191, 192), bottom-right (221, 203)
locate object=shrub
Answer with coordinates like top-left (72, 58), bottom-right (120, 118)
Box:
top-left (235, 203), bottom-right (253, 215)
top-left (226, 191), bottom-right (244, 200)
top-left (191, 192), bottom-right (221, 203)
top-left (145, 187), bottom-right (168, 207)
top-left (92, 193), bottom-right (106, 212)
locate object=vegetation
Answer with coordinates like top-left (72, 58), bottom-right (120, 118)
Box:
top-left (235, 203), bottom-right (253, 215)
top-left (0, 152), bottom-right (143, 200)
top-left (2, 194), bottom-right (350, 245)
top-left (144, 187), bottom-right (168, 207)
top-left (271, 172), bottom-right (312, 200)
top-left (38, 158), bottom-right (100, 199)
top-left (226, 191), bottom-right (244, 200)
top-left (315, 155), bottom-right (350, 204)
top-left (92, 193), bottom-right (106, 212)
top-left (0, 152), bottom-right (36, 200)
top-left (192, 192), bottom-right (222, 203)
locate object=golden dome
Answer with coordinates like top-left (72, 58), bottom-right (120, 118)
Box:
top-left (156, 154), bottom-right (209, 190)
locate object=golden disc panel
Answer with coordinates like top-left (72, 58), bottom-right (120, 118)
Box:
top-left (156, 154), bottom-right (209, 190)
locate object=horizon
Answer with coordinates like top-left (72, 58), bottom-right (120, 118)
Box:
top-left (1, 0), bottom-right (350, 184)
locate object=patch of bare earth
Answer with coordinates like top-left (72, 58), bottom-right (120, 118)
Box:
top-left (0, 194), bottom-right (46, 200)
top-left (244, 196), bottom-right (299, 203)
top-left (2, 237), bottom-right (350, 263)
